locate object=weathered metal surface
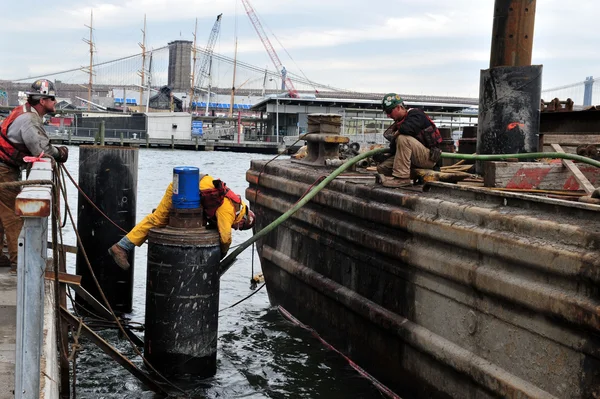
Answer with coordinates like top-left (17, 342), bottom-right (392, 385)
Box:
top-left (540, 109), bottom-right (600, 133)
top-left (247, 159), bottom-right (600, 398)
top-left (145, 226), bottom-right (221, 378)
top-left (477, 65), bottom-right (542, 157)
top-left (15, 161), bottom-right (52, 217)
top-left (489, 0), bottom-right (536, 68)
top-left (75, 145), bottom-right (138, 313)
top-left (168, 207), bottom-right (204, 229)
top-left (294, 118), bottom-right (349, 166)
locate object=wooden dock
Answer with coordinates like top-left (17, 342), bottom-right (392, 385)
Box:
top-left (48, 134), bottom-right (292, 154)
top-left (0, 268), bottom-right (16, 399)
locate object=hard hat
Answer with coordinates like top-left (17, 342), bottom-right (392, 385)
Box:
top-left (25, 79), bottom-right (56, 97)
top-left (382, 93), bottom-right (404, 113)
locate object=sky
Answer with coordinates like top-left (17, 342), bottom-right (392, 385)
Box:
top-left (1, 0), bottom-right (599, 98)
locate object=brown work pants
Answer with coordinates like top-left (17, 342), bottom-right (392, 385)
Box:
top-left (377, 135), bottom-right (435, 179)
top-left (0, 163), bottom-right (22, 266)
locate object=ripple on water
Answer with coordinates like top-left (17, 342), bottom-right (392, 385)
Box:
top-left (64, 147), bottom-right (386, 398)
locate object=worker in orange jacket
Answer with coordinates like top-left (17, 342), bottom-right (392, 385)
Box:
top-left (108, 174), bottom-right (255, 270)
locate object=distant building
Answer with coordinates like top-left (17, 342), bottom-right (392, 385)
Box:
top-left (148, 86), bottom-right (183, 112)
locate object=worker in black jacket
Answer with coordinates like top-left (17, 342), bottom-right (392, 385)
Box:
top-left (377, 93), bottom-right (442, 188)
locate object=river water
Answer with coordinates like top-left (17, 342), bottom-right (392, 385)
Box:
top-left (60, 146), bottom-right (384, 398)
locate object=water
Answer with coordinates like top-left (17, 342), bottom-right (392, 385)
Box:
top-left (60, 147), bottom-right (385, 398)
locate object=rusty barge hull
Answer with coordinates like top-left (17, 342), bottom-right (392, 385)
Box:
top-left (247, 160), bottom-right (600, 398)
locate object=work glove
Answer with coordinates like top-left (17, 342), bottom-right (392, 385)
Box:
top-left (56, 146), bottom-right (69, 163)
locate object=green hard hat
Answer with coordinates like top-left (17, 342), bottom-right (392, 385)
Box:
top-left (381, 93), bottom-right (404, 112)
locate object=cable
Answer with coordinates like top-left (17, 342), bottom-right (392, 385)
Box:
top-left (56, 164), bottom-right (185, 396)
top-left (218, 283), bottom-right (266, 314)
top-left (60, 165), bottom-right (129, 234)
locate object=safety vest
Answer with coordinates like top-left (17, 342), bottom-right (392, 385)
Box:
top-left (0, 104), bottom-right (34, 166)
top-left (393, 108), bottom-right (443, 149)
top-left (200, 175), bottom-right (242, 221)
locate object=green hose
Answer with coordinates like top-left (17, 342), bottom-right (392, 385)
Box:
top-left (441, 151), bottom-right (600, 168)
top-left (218, 148), bottom-right (600, 276)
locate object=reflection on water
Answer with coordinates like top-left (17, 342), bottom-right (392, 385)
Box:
top-left (63, 147), bottom-right (384, 398)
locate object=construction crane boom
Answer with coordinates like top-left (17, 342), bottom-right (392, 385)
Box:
top-left (193, 14), bottom-right (222, 97)
top-left (240, 0), bottom-right (298, 97)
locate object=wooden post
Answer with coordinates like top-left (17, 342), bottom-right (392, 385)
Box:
top-left (195, 136), bottom-right (199, 151)
top-left (146, 135), bottom-right (150, 148)
top-left (120, 132), bottom-right (124, 146)
top-left (99, 120), bottom-right (105, 146)
top-left (75, 146), bottom-right (138, 313)
top-left (171, 134), bottom-right (174, 150)
top-left (68, 129), bottom-right (72, 145)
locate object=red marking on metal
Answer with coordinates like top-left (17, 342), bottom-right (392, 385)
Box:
top-left (507, 122), bottom-right (525, 130)
top-left (506, 167), bottom-right (552, 189)
top-left (277, 305), bottom-right (401, 399)
top-left (563, 166), bottom-right (600, 190)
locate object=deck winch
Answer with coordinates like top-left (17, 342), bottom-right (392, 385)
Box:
top-left (144, 166), bottom-right (221, 378)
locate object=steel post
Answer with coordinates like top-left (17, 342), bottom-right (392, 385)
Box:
top-left (490, 0), bottom-right (537, 67)
top-left (14, 161), bottom-right (53, 399)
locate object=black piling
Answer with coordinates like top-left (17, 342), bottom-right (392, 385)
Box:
top-left (145, 225), bottom-right (221, 378)
top-left (477, 65), bottom-right (542, 156)
top-left (75, 145), bottom-right (138, 313)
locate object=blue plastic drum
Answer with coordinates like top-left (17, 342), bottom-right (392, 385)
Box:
top-left (172, 166), bottom-right (200, 209)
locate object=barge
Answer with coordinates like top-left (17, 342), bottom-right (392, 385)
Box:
top-left (246, 1), bottom-right (600, 396)
top-left (246, 149), bottom-right (600, 398)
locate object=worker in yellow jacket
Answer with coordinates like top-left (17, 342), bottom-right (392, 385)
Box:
top-left (108, 174), bottom-right (255, 270)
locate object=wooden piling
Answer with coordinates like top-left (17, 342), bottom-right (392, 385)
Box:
top-left (99, 120), bottom-right (106, 146)
top-left (75, 145), bottom-right (138, 313)
top-left (171, 135), bottom-right (175, 150)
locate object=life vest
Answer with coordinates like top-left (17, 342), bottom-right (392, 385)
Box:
top-left (200, 175), bottom-right (242, 221)
top-left (0, 104), bottom-right (34, 166)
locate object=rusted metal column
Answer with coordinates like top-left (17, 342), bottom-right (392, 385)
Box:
top-left (478, 0), bottom-right (541, 164)
top-left (489, 0), bottom-right (536, 67)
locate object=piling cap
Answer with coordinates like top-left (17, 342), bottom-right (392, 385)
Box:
top-left (382, 93), bottom-right (404, 113)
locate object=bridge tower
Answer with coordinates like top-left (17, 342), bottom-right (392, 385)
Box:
top-left (584, 76), bottom-right (594, 106)
top-left (168, 40), bottom-right (192, 92)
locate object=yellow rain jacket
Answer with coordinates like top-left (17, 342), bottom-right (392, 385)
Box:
top-left (126, 175), bottom-right (247, 255)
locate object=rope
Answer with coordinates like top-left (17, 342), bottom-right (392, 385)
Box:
top-left (56, 164), bottom-right (185, 396)
top-left (0, 179), bottom-right (53, 188)
top-left (67, 318), bottom-right (84, 362)
top-left (278, 305), bottom-right (401, 399)
top-left (60, 165), bottom-right (129, 234)
top-left (218, 283), bottom-right (266, 314)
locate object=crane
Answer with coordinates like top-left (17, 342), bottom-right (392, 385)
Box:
top-left (240, 0), bottom-right (298, 98)
top-left (191, 14), bottom-right (222, 110)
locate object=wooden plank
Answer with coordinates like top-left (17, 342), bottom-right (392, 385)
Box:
top-left (69, 284), bottom-right (113, 320)
top-left (550, 144), bottom-right (596, 194)
top-left (483, 161), bottom-right (600, 190)
top-left (47, 241), bottom-right (78, 254)
top-left (44, 271), bottom-right (81, 285)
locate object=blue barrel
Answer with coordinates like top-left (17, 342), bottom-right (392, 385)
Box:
top-left (172, 166), bottom-right (200, 209)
